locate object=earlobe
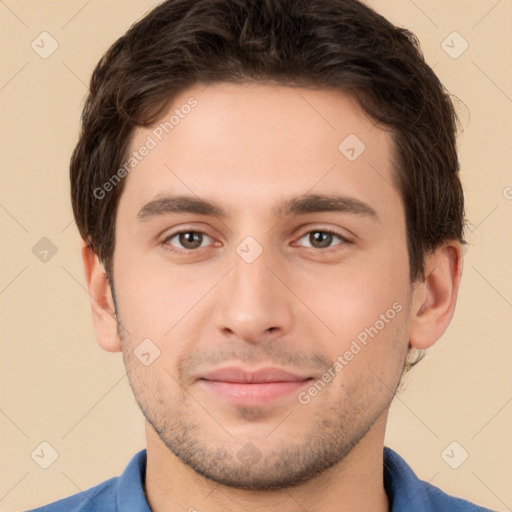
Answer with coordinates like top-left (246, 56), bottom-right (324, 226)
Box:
top-left (409, 242), bottom-right (463, 350)
top-left (81, 241), bottom-right (122, 353)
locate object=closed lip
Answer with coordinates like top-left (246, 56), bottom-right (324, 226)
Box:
top-left (198, 366), bottom-right (313, 383)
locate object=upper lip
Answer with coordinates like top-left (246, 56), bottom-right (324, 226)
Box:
top-left (199, 367), bottom-right (312, 383)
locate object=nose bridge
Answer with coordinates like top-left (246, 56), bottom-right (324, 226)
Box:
top-left (214, 238), bottom-right (293, 341)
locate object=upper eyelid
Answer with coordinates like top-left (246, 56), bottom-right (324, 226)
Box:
top-left (163, 229), bottom-right (214, 245)
top-left (293, 229), bottom-right (350, 247)
top-left (161, 224), bottom-right (216, 241)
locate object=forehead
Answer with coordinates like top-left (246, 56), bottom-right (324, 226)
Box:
top-left (118, 82), bottom-right (403, 226)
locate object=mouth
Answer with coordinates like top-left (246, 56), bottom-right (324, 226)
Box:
top-left (197, 366), bottom-right (314, 407)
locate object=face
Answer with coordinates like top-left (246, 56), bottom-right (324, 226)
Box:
top-left (111, 82), bottom-right (414, 489)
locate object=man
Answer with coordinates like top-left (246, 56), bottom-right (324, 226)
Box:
top-left (29, 0), bottom-right (496, 510)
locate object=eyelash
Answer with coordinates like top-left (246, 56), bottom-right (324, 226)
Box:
top-left (161, 228), bottom-right (351, 255)
top-left (295, 228), bottom-right (352, 252)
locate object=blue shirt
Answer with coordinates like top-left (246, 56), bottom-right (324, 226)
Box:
top-left (28, 447), bottom-right (496, 511)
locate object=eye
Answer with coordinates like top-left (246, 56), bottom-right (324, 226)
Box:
top-left (163, 230), bottom-right (213, 251)
top-left (161, 228), bottom-right (350, 255)
top-left (295, 229), bottom-right (350, 250)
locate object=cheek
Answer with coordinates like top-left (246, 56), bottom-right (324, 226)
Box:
top-left (320, 302), bottom-right (408, 403)
top-left (293, 252), bottom-right (410, 377)
top-left (123, 346), bottom-right (183, 410)
top-left (299, 257), bottom-right (404, 328)
top-left (112, 252), bottom-right (221, 341)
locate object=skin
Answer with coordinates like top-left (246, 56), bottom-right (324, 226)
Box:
top-left (82, 82), bottom-right (463, 512)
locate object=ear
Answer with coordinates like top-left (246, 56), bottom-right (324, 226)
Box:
top-left (409, 241), bottom-right (463, 350)
top-left (81, 241), bottom-right (122, 353)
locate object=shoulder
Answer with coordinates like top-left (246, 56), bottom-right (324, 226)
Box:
top-left (383, 447), bottom-right (497, 512)
top-left (26, 477), bottom-right (118, 512)
top-left (26, 449), bottom-right (148, 512)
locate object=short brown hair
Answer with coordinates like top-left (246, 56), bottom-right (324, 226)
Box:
top-left (71, 0), bottom-right (466, 286)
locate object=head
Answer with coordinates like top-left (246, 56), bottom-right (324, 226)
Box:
top-left (76, 0), bottom-right (465, 490)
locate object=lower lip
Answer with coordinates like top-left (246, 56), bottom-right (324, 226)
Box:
top-left (199, 379), bottom-right (312, 407)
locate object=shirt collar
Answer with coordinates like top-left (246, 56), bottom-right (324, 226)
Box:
top-left (384, 446), bottom-right (431, 511)
top-left (116, 449), bottom-right (151, 511)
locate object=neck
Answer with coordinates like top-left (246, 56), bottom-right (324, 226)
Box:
top-left (144, 412), bottom-right (390, 512)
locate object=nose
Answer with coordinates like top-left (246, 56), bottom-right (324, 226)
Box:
top-left (214, 245), bottom-right (294, 343)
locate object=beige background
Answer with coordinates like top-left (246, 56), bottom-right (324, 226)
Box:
top-left (1, 0), bottom-right (511, 510)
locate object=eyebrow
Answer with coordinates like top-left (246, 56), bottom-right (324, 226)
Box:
top-left (137, 193), bottom-right (379, 222)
